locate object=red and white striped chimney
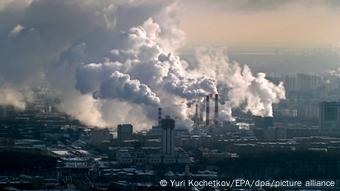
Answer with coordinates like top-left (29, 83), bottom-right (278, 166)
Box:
top-left (158, 107), bottom-right (162, 126)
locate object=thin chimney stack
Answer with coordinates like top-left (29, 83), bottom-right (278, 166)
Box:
top-left (214, 94), bottom-right (219, 126)
top-left (200, 101), bottom-right (204, 124)
top-left (206, 95), bottom-right (210, 126)
top-left (195, 103), bottom-right (199, 128)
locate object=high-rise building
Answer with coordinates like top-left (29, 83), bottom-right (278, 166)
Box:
top-left (161, 116), bottom-right (175, 156)
top-left (117, 124), bottom-right (133, 143)
top-left (320, 101), bottom-right (340, 130)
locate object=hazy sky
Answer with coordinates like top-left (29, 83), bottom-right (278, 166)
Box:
top-left (178, 0), bottom-right (340, 47)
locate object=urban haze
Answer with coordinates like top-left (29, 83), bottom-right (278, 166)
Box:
top-left (0, 0), bottom-right (340, 191)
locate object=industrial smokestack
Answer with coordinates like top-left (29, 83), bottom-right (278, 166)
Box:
top-left (195, 103), bottom-right (199, 128)
top-left (206, 95), bottom-right (210, 126)
top-left (200, 101), bottom-right (204, 124)
top-left (214, 94), bottom-right (219, 126)
top-left (158, 107), bottom-right (162, 126)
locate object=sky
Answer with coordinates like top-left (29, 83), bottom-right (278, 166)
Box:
top-left (178, 0), bottom-right (340, 47)
top-left (1, 0), bottom-right (340, 47)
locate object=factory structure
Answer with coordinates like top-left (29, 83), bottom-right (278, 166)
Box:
top-left (194, 94), bottom-right (220, 128)
top-left (161, 116), bottom-right (175, 156)
top-left (116, 107), bottom-right (190, 165)
top-left (115, 92), bottom-right (279, 165)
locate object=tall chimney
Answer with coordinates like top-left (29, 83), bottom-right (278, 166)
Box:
top-left (195, 103), bottom-right (199, 128)
top-left (200, 101), bottom-right (204, 124)
top-left (206, 95), bottom-right (210, 126)
top-left (214, 94), bottom-right (219, 126)
top-left (158, 107), bottom-right (162, 126)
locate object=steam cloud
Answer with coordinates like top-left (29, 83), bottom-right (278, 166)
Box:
top-left (0, 87), bottom-right (26, 110)
top-left (195, 48), bottom-right (285, 118)
top-left (0, 0), bottom-right (285, 129)
top-left (94, 71), bottom-right (160, 107)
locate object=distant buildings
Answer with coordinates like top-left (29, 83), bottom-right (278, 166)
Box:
top-left (297, 103), bottom-right (319, 120)
top-left (117, 124), bottom-right (133, 143)
top-left (149, 125), bottom-right (161, 136)
top-left (0, 106), bottom-right (18, 120)
top-left (90, 128), bottom-right (112, 145)
top-left (0, 106), bottom-right (7, 119)
top-left (116, 115), bottom-right (190, 165)
top-left (284, 73), bottom-right (322, 92)
top-left (278, 104), bottom-right (320, 120)
top-left (320, 101), bottom-right (340, 131)
top-left (254, 116), bottom-right (274, 128)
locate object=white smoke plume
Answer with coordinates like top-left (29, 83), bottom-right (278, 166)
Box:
top-left (94, 71), bottom-right (160, 107)
top-left (0, 84), bottom-right (34, 110)
top-left (195, 48), bottom-right (286, 118)
top-left (0, 0), bottom-right (285, 130)
top-left (72, 17), bottom-right (217, 127)
top-left (0, 87), bottom-right (26, 110)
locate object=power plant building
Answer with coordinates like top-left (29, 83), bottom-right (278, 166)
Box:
top-left (161, 116), bottom-right (175, 156)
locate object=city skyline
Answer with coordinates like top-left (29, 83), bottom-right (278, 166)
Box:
top-left (0, 1), bottom-right (340, 190)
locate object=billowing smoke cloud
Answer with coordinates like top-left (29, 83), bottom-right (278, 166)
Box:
top-left (0, 81), bottom-right (34, 110)
top-left (94, 71), bottom-right (160, 107)
top-left (0, 87), bottom-right (26, 110)
top-left (72, 17), bottom-right (217, 127)
top-left (195, 48), bottom-right (285, 118)
top-left (0, 0), bottom-right (285, 130)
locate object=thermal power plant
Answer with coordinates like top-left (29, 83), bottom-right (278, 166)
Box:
top-left (192, 94), bottom-right (221, 128)
top-left (206, 95), bottom-right (210, 126)
top-left (161, 115), bottom-right (175, 156)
